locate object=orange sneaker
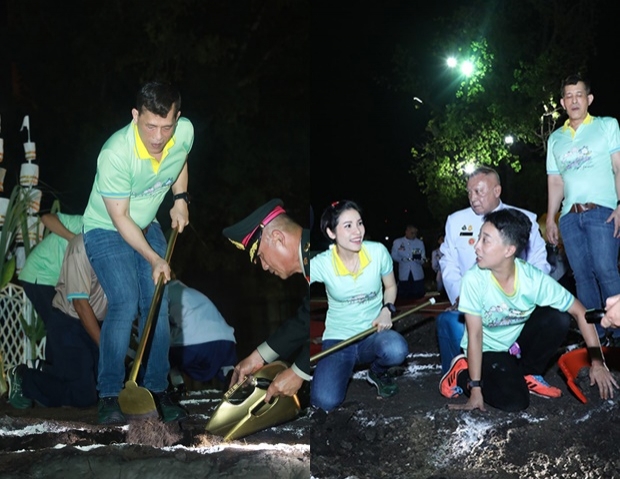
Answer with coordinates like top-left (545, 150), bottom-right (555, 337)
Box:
top-left (439, 354), bottom-right (468, 398)
top-left (524, 375), bottom-right (562, 398)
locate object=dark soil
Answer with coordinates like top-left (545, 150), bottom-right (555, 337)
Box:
top-left (0, 385), bottom-right (311, 478)
top-left (310, 304), bottom-right (620, 479)
top-left (3, 301), bottom-right (620, 479)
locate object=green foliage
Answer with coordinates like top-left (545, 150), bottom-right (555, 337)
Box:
top-left (0, 185), bottom-right (32, 289)
top-left (391, 0), bottom-right (601, 219)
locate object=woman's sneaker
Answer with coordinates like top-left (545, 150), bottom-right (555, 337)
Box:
top-left (439, 354), bottom-right (467, 398)
top-left (7, 365), bottom-right (33, 409)
top-left (367, 370), bottom-right (399, 398)
top-left (524, 375), bottom-right (561, 398)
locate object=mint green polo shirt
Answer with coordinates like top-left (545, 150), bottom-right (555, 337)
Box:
top-left (546, 115), bottom-right (620, 216)
top-left (18, 213), bottom-right (84, 286)
top-left (83, 117), bottom-right (194, 232)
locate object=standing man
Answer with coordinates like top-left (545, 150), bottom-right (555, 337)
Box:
top-left (83, 81), bottom-right (193, 425)
top-left (438, 166), bottom-right (550, 374)
top-left (391, 225), bottom-right (426, 299)
top-left (8, 234), bottom-right (103, 409)
top-left (223, 199), bottom-right (310, 403)
top-left (546, 73), bottom-right (620, 346)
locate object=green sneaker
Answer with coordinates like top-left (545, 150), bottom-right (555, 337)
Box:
top-left (155, 391), bottom-right (188, 423)
top-left (367, 369), bottom-right (399, 398)
top-left (98, 397), bottom-right (127, 425)
top-left (7, 365), bottom-right (33, 409)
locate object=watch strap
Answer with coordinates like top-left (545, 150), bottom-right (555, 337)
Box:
top-left (173, 192), bottom-right (190, 204)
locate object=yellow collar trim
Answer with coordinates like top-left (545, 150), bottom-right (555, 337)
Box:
top-left (562, 113), bottom-right (593, 135)
top-left (332, 244), bottom-right (370, 278)
top-left (133, 123), bottom-right (176, 173)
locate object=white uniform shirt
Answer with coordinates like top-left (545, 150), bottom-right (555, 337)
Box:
top-left (439, 202), bottom-right (550, 305)
top-left (391, 236), bottom-right (426, 281)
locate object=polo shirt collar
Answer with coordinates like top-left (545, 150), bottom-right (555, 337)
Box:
top-left (331, 243), bottom-right (370, 278)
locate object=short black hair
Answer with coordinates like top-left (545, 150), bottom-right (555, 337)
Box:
top-left (320, 200), bottom-right (362, 242)
top-left (483, 208), bottom-right (530, 257)
top-left (136, 81), bottom-right (181, 117)
top-left (561, 73), bottom-right (591, 97)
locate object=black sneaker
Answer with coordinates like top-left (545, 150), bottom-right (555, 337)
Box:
top-left (98, 397), bottom-right (127, 425)
top-left (155, 391), bottom-right (188, 423)
top-left (7, 365), bottom-right (33, 409)
top-left (367, 369), bottom-right (399, 398)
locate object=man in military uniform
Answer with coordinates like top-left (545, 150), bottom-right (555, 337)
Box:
top-left (223, 198), bottom-right (310, 402)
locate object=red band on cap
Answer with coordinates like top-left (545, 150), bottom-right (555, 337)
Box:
top-left (241, 205), bottom-right (286, 248)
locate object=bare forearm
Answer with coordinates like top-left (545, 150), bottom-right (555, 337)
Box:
top-left (73, 299), bottom-right (101, 346)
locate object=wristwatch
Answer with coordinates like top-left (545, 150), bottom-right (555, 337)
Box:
top-left (382, 303), bottom-right (397, 315)
top-left (467, 379), bottom-right (483, 389)
top-left (173, 192), bottom-right (190, 205)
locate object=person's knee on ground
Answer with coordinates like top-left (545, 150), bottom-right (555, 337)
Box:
top-left (436, 311), bottom-right (466, 374)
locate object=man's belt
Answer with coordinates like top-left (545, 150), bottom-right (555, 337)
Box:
top-left (569, 203), bottom-right (599, 214)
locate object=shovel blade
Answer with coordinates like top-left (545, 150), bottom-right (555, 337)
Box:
top-left (118, 380), bottom-right (158, 416)
top-left (205, 361), bottom-right (301, 441)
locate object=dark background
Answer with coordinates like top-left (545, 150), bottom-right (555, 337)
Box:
top-left (1, 0), bottom-right (619, 355)
top-left (311, 0), bottom-right (620, 253)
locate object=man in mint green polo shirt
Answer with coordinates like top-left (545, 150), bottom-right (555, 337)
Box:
top-left (82, 81), bottom-right (193, 425)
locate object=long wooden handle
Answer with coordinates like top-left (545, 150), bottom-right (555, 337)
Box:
top-left (310, 298), bottom-right (436, 363)
top-left (128, 227), bottom-right (179, 382)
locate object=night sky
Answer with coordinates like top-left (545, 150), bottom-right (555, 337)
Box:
top-left (311, 0), bottom-right (620, 248)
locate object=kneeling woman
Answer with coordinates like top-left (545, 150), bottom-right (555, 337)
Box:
top-left (311, 200), bottom-right (409, 412)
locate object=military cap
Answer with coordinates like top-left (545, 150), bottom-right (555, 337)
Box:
top-left (223, 199), bottom-right (286, 262)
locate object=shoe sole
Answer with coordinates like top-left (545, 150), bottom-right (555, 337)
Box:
top-left (439, 355), bottom-right (467, 398)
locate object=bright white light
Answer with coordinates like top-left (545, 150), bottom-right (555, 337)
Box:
top-left (460, 60), bottom-right (474, 77)
top-left (446, 57), bottom-right (458, 68)
top-left (504, 135), bottom-right (514, 145)
top-left (385, 236), bottom-right (390, 241)
top-left (463, 163), bottom-right (476, 175)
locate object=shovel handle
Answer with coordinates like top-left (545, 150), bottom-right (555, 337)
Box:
top-left (128, 227), bottom-right (179, 383)
top-left (310, 298), bottom-right (436, 363)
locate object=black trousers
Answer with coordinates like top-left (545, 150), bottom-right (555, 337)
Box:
top-left (457, 306), bottom-right (571, 412)
top-left (21, 308), bottom-right (99, 407)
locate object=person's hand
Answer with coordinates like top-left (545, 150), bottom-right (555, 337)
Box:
top-left (264, 368), bottom-right (304, 403)
top-left (546, 219), bottom-right (559, 245)
top-left (150, 255), bottom-right (171, 284)
top-left (601, 294), bottom-right (620, 328)
top-left (448, 389), bottom-right (486, 411)
top-left (229, 350), bottom-right (265, 388)
top-left (606, 208), bottom-right (620, 238)
top-left (372, 308), bottom-right (393, 331)
top-left (170, 201), bottom-right (189, 233)
top-left (447, 297), bottom-right (459, 312)
top-left (589, 363), bottom-right (619, 400)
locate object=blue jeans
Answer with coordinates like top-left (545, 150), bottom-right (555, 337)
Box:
top-left (436, 311), bottom-right (465, 374)
top-left (311, 330), bottom-right (408, 412)
top-left (84, 223), bottom-right (171, 398)
top-left (560, 207), bottom-right (620, 337)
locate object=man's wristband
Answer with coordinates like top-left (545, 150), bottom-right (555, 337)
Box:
top-left (173, 192), bottom-right (190, 205)
top-left (467, 379), bottom-right (483, 389)
top-left (616, 199), bottom-right (620, 207)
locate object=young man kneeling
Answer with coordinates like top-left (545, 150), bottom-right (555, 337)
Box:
top-left (440, 208), bottom-right (617, 412)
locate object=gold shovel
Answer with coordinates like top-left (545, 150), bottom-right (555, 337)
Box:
top-left (311, 298), bottom-right (436, 363)
top-left (118, 227), bottom-right (178, 417)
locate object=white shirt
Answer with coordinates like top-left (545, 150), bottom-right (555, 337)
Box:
top-left (439, 201), bottom-right (550, 305)
top-left (391, 236), bottom-right (426, 281)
